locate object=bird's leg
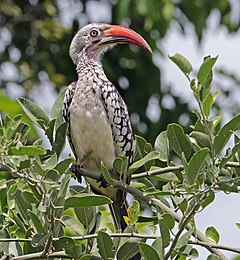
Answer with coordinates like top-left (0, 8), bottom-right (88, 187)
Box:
top-left (96, 168), bottom-right (115, 188)
top-left (70, 164), bottom-right (83, 183)
top-left (96, 173), bottom-right (108, 188)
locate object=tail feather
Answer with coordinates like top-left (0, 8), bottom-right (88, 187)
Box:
top-left (109, 201), bottom-right (128, 231)
top-left (109, 202), bottom-right (141, 260)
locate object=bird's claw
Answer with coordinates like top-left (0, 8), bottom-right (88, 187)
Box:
top-left (70, 164), bottom-right (82, 183)
top-left (96, 173), bottom-right (108, 188)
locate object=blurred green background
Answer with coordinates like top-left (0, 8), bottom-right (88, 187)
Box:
top-left (0, 0), bottom-right (239, 143)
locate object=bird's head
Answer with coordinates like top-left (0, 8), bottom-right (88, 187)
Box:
top-left (69, 23), bottom-right (152, 64)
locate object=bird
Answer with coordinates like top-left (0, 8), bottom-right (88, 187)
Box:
top-left (62, 23), bottom-right (152, 233)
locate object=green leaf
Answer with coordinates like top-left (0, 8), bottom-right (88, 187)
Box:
top-left (44, 169), bottom-right (59, 183)
top-left (113, 155), bottom-right (128, 177)
top-left (19, 159), bottom-right (31, 170)
top-left (74, 207), bottom-right (96, 232)
top-left (31, 233), bottom-right (50, 247)
top-left (212, 114), bottom-right (223, 128)
top-left (175, 229), bottom-right (193, 249)
top-left (17, 97), bottom-right (49, 129)
top-left (51, 87), bottom-right (67, 118)
top-left (169, 53), bottom-right (193, 76)
top-left (201, 190), bottom-right (215, 209)
top-left (219, 142), bottom-right (240, 168)
top-left (45, 118), bottom-right (55, 145)
top-left (9, 145), bottom-right (46, 156)
top-left (197, 56), bottom-right (218, 85)
top-left (214, 114), bottom-right (240, 155)
top-left (101, 161), bottom-right (115, 185)
top-left (12, 190), bottom-right (31, 221)
top-left (189, 248), bottom-right (199, 259)
top-left (148, 167), bottom-right (179, 182)
top-left (154, 131), bottom-right (169, 162)
top-left (130, 181), bottom-right (146, 190)
top-left (159, 220), bottom-right (170, 248)
top-left (134, 135), bottom-right (151, 160)
top-left (178, 199), bottom-right (188, 213)
top-left (161, 213), bottom-right (175, 230)
top-left (97, 231), bottom-right (115, 260)
top-left (28, 210), bottom-right (46, 234)
top-left (167, 124), bottom-right (192, 160)
top-left (190, 131), bottom-right (211, 149)
top-left (61, 215), bottom-right (84, 236)
top-left (151, 237), bottom-right (163, 260)
top-left (203, 92), bottom-right (214, 117)
top-left (127, 200), bottom-right (140, 225)
top-left (43, 153), bottom-right (58, 170)
top-left (139, 242), bottom-right (160, 260)
top-left (65, 194), bottom-right (112, 208)
top-left (8, 211), bottom-right (27, 234)
top-left (205, 226), bottom-right (220, 244)
top-left (52, 121), bottom-right (68, 157)
top-left (65, 245), bottom-right (82, 260)
top-left (22, 191), bottom-right (39, 204)
top-left (117, 238), bottom-right (141, 260)
top-left (128, 151), bottom-right (160, 174)
top-left (53, 236), bottom-right (76, 250)
top-left (54, 157), bottom-right (75, 174)
top-left (186, 148), bottom-right (209, 185)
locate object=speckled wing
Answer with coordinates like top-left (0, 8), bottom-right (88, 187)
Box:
top-left (62, 81), bottom-right (77, 157)
top-left (100, 82), bottom-right (134, 174)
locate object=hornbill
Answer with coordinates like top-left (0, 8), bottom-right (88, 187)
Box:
top-left (63, 23), bottom-right (152, 235)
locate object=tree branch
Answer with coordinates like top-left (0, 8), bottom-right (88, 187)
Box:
top-left (79, 168), bottom-right (228, 259)
top-left (12, 251), bottom-right (71, 260)
top-left (189, 240), bottom-right (240, 254)
top-left (131, 161), bottom-right (240, 180)
top-left (131, 165), bottom-right (184, 179)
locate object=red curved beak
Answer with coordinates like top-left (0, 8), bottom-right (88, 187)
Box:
top-left (99, 25), bottom-right (152, 54)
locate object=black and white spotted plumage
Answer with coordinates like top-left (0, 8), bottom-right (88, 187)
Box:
top-left (100, 81), bottom-right (133, 164)
top-left (62, 23), bottom-right (151, 234)
top-left (63, 60), bottom-right (133, 205)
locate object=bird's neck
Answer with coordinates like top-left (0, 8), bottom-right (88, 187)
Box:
top-left (76, 55), bottom-right (104, 76)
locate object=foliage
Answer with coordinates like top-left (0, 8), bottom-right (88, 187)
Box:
top-left (1, 54), bottom-right (240, 259)
top-left (1, 0), bottom-right (239, 143)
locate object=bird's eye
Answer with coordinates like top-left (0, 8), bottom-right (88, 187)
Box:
top-left (90, 29), bottom-right (99, 37)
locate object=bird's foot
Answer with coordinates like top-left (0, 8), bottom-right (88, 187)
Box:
top-left (70, 164), bottom-right (82, 183)
top-left (96, 173), bottom-right (109, 188)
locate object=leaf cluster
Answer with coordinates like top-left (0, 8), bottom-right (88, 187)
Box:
top-left (1, 54), bottom-right (240, 259)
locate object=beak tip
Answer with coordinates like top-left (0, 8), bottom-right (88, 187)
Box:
top-left (108, 25), bottom-right (152, 54)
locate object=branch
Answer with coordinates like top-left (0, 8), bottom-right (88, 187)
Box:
top-left (80, 168), bottom-right (228, 259)
top-left (12, 251), bottom-right (71, 260)
top-left (132, 165), bottom-right (184, 179)
top-left (189, 240), bottom-right (240, 254)
top-left (163, 191), bottom-right (208, 260)
top-left (132, 161), bottom-right (240, 180)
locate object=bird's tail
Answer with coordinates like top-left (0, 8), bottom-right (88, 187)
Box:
top-left (109, 201), bottom-right (128, 231)
top-left (109, 202), bottom-right (141, 260)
